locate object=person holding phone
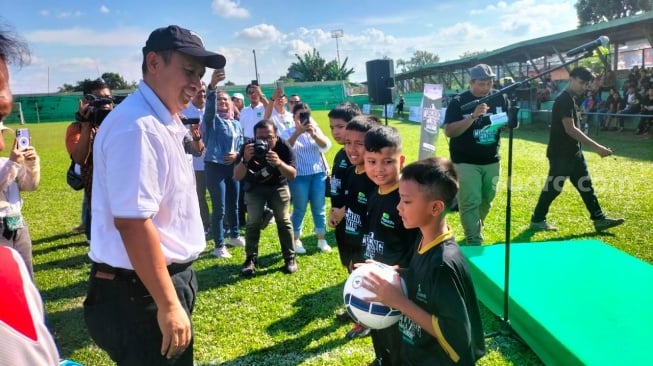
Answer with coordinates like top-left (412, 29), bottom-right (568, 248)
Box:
top-left (0, 125), bottom-right (40, 276)
top-left (282, 102), bottom-right (332, 254)
top-left (203, 69), bottom-right (245, 258)
top-left (264, 85), bottom-right (294, 134)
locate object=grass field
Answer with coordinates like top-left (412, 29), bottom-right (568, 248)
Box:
top-left (12, 112), bottom-right (652, 365)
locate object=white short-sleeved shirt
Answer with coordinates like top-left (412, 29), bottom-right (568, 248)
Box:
top-left (90, 81), bottom-right (206, 269)
top-left (269, 108), bottom-right (294, 135)
top-left (239, 103), bottom-right (265, 139)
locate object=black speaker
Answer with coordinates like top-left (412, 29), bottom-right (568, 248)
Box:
top-left (366, 59), bottom-right (395, 105)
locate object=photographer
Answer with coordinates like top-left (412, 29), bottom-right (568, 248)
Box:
top-left (234, 119), bottom-right (297, 277)
top-left (65, 78), bottom-right (114, 241)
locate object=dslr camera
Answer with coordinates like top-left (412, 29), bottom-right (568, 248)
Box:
top-left (253, 139), bottom-right (269, 159)
top-left (85, 94), bottom-right (114, 126)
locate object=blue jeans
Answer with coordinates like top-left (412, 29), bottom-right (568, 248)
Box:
top-left (205, 162), bottom-right (240, 247)
top-left (288, 172), bottom-right (327, 238)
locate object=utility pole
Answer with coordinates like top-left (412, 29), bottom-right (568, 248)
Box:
top-left (252, 49), bottom-right (259, 82)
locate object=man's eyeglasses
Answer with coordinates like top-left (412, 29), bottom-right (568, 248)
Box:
top-left (289, 100), bottom-right (300, 104)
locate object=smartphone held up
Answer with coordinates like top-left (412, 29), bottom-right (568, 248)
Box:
top-left (16, 128), bottom-right (30, 149)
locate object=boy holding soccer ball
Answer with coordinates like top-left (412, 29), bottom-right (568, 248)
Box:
top-left (361, 125), bottom-right (418, 366)
top-left (363, 157), bottom-right (485, 365)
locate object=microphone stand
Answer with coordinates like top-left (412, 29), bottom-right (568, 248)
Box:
top-left (475, 50), bottom-right (601, 341)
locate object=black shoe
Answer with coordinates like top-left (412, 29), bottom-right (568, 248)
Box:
top-left (241, 256), bottom-right (257, 277)
top-left (284, 257), bottom-right (298, 274)
top-left (261, 208), bottom-right (274, 230)
top-left (594, 217), bottom-right (624, 231)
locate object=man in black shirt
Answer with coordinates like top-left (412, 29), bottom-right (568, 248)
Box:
top-left (443, 64), bottom-right (508, 245)
top-left (234, 120), bottom-right (298, 276)
top-left (530, 67), bottom-right (624, 232)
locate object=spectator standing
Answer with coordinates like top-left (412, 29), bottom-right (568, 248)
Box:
top-left (231, 92), bottom-right (244, 121)
top-left (65, 79), bottom-right (114, 241)
top-left (181, 82), bottom-right (210, 237)
top-left (264, 87), bottom-right (294, 135)
top-left (529, 67), bottom-right (624, 233)
top-left (635, 87), bottom-right (653, 135)
top-left (283, 102), bottom-right (332, 254)
top-left (395, 95), bottom-right (405, 118)
top-left (234, 120), bottom-right (298, 277)
top-left (443, 64), bottom-right (508, 245)
top-left (84, 25), bottom-right (224, 364)
top-left (203, 70), bottom-right (245, 259)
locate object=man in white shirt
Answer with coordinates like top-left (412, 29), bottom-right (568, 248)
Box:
top-left (85, 25), bottom-right (225, 365)
top-left (239, 83), bottom-right (268, 139)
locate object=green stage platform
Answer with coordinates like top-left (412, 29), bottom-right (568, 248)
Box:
top-left (461, 240), bottom-right (653, 366)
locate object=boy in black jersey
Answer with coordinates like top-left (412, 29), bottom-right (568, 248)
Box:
top-left (364, 157), bottom-right (485, 366)
top-left (327, 102), bottom-right (362, 322)
top-left (329, 114), bottom-right (380, 339)
top-left (361, 125), bottom-right (418, 366)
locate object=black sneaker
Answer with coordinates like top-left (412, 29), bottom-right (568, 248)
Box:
top-left (284, 257), bottom-right (298, 274)
top-left (261, 208), bottom-right (274, 230)
top-left (241, 256), bottom-right (257, 277)
top-left (594, 217), bottom-right (624, 231)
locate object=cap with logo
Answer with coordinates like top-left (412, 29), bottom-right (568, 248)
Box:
top-left (469, 64), bottom-right (495, 80)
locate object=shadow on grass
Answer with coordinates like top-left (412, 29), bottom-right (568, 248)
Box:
top-left (48, 303), bottom-right (96, 359)
top-left (32, 231), bottom-right (86, 246)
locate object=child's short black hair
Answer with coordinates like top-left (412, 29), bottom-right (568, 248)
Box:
top-left (365, 125), bottom-right (402, 153)
top-left (328, 102), bottom-right (361, 122)
top-left (82, 78), bottom-right (109, 95)
top-left (345, 114), bottom-right (380, 133)
top-left (400, 157), bottom-right (458, 210)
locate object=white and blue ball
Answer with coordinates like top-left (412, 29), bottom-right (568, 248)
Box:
top-left (343, 262), bottom-right (407, 329)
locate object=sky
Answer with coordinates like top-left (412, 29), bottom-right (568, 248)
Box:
top-left (1, 0), bottom-right (580, 95)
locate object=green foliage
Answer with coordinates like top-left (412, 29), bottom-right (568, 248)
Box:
top-left (576, 0), bottom-right (652, 26)
top-left (396, 50), bottom-right (440, 73)
top-left (56, 72), bottom-right (136, 93)
top-left (15, 115), bottom-right (652, 365)
top-left (287, 48), bottom-right (354, 82)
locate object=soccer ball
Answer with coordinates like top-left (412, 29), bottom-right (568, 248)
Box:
top-left (343, 262), bottom-right (407, 329)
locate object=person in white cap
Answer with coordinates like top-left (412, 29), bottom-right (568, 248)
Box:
top-left (443, 64), bottom-right (508, 245)
top-left (84, 25), bottom-right (225, 365)
top-left (231, 92), bottom-right (245, 120)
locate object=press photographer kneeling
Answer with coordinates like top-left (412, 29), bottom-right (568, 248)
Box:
top-left (234, 119), bottom-right (297, 277)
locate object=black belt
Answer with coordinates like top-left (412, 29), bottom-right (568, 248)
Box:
top-left (91, 261), bottom-right (192, 280)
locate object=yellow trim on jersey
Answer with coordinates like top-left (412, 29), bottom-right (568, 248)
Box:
top-left (354, 166), bottom-right (366, 174)
top-left (417, 228), bottom-right (454, 254)
top-left (378, 183), bottom-right (399, 195)
top-left (432, 316), bottom-right (460, 363)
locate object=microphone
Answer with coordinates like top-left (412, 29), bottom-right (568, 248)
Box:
top-left (566, 36), bottom-right (609, 57)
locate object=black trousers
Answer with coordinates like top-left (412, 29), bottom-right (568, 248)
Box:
top-left (83, 262), bottom-right (197, 366)
top-left (532, 154), bottom-right (604, 222)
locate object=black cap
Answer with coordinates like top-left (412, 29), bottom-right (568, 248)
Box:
top-left (142, 25), bottom-right (226, 69)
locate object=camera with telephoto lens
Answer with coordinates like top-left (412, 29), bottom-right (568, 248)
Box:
top-left (253, 139), bottom-right (269, 159)
top-left (85, 94), bottom-right (114, 126)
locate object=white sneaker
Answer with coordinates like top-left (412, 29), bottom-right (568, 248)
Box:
top-left (317, 239), bottom-right (332, 253)
top-left (229, 236), bottom-right (245, 247)
top-left (294, 239), bottom-right (306, 254)
top-left (213, 246), bottom-right (232, 258)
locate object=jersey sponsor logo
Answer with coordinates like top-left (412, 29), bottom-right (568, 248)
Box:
top-left (357, 192), bottom-right (368, 205)
top-left (416, 283), bottom-right (427, 304)
top-left (362, 232), bottom-right (384, 259)
top-left (380, 212), bottom-right (395, 228)
top-left (338, 159), bottom-right (349, 169)
top-left (330, 177), bottom-right (341, 194)
top-left (472, 127), bottom-right (498, 145)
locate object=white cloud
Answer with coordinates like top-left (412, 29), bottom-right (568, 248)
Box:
top-left (39, 10), bottom-right (50, 17)
top-left (55, 11), bottom-right (83, 19)
top-left (212, 0), bottom-right (250, 19)
top-left (235, 24), bottom-right (284, 43)
top-left (100, 5), bottom-right (110, 14)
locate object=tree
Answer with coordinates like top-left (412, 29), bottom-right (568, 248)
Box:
top-left (459, 50), bottom-right (488, 59)
top-left (576, 0), bottom-right (652, 26)
top-left (57, 72), bottom-right (136, 93)
top-left (286, 48), bottom-right (354, 82)
top-left (395, 50), bottom-right (440, 73)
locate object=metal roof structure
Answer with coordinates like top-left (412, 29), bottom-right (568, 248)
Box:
top-left (395, 12), bottom-right (653, 83)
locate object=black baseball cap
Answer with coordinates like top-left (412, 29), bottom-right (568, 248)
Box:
top-left (142, 25), bottom-right (226, 69)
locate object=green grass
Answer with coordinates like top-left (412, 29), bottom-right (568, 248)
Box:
top-left (13, 113), bottom-right (652, 365)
